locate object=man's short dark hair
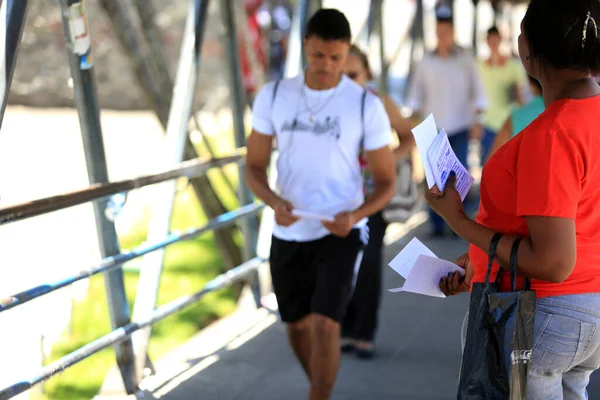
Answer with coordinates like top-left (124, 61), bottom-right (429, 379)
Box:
top-left (305, 9), bottom-right (351, 42)
top-left (487, 26), bottom-right (500, 36)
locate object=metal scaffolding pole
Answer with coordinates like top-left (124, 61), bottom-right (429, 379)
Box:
top-left (130, 0), bottom-right (210, 382)
top-left (375, 0), bottom-right (387, 95)
top-left (285, 0), bottom-right (309, 77)
top-left (221, 0), bottom-right (270, 305)
top-left (404, 0), bottom-right (424, 99)
top-left (357, 0), bottom-right (378, 75)
top-left (284, 0), bottom-right (322, 78)
top-left (472, 0), bottom-right (480, 55)
top-left (58, 0), bottom-right (138, 393)
top-left (221, 0), bottom-right (257, 263)
top-left (0, 0), bottom-right (30, 130)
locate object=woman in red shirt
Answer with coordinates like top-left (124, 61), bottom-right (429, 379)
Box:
top-left (427, 0), bottom-right (600, 397)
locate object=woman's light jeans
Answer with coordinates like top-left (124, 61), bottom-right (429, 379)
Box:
top-left (460, 293), bottom-right (600, 399)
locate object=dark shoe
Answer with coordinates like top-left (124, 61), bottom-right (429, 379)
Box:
top-left (340, 338), bottom-right (355, 353)
top-left (354, 341), bottom-right (375, 359)
top-left (356, 347), bottom-right (375, 359)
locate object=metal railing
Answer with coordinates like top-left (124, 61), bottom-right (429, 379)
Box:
top-left (0, 0), bottom-right (265, 398)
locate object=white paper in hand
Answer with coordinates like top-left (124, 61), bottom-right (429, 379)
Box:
top-left (388, 237), bottom-right (437, 278)
top-left (391, 255), bottom-right (465, 298)
top-left (426, 129), bottom-right (474, 201)
top-left (291, 209), bottom-right (335, 222)
top-left (411, 114), bottom-right (439, 189)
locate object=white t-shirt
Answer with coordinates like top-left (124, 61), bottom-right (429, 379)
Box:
top-left (252, 74), bottom-right (392, 242)
top-left (406, 47), bottom-right (487, 136)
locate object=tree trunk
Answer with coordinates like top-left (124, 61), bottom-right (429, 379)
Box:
top-left (99, 0), bottom-right (243, 269)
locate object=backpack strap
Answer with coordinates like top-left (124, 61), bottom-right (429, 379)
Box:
top-left (272, 79), bottom-right (281, 107)
top-left (360, 88), bottom-right (367, 149)
top-left (270, 79), bottom-right (282, 149)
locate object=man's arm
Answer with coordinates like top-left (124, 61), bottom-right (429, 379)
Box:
top-left (245, 130), bottom-right (278, 208)
top-left (246, 130), bottom-right (299, 226)
top-left (352, 146), bottom-right (396, 221)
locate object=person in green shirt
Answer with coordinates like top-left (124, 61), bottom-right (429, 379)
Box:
top-left (486, 75), bottom-right (545, 161)
top-left (478, 26), bottom-right (527, 162)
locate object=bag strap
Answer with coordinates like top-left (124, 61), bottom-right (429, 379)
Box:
top-left (509, 237), bottom-right (530, 291)
top-left (360, 88), bottom-right (367, 150)
top-left (484, 232), bottom-right (503, 286)
top-left (270, 79), bottom-right (281, 146)
top-left (272, 79), bottom-right (281, 106)
top-left (509, 237), bottom-right (521, 291)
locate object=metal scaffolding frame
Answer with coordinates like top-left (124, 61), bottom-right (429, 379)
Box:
top-left (0, 0), bottom-right (265, 397)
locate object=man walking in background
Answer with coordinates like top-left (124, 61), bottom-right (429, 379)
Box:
top-left (406, 2), bottom-right (487, 237)
top-left (245, 9), bottom-right (396, 399)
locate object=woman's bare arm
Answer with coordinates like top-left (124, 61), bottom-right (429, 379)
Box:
top-left (382, 95), bottom-right (415, 160)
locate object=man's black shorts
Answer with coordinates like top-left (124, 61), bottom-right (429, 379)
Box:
top-left (269, 228), bottom-right (366, 323)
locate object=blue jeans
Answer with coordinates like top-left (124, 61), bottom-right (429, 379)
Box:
top-left (429, 130), bottom-right (469, 234)
top-left (461, 293), bottom-right (600, 399)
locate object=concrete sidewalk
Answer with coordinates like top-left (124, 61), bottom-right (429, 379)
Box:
top-left (100, 219), bottom-right (473, 400)
top-left (96, 214), bottom-right (600, 400)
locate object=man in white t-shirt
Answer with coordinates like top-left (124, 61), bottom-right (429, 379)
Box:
top-left (246, 9), bottom-right (396, 399)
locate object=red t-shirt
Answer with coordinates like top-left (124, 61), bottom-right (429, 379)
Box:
top-left (469, 94), bottom-right (600, 297)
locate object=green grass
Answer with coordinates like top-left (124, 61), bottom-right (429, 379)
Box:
top-left (39, 133), bottom-right (248, 400)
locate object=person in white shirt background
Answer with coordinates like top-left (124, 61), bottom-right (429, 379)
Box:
top-left (245, 9), bottom-right (396, 400)
top-left (406, 2), bottom-right (487, 238)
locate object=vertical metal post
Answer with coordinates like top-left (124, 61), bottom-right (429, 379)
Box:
top-left (356, 0), bottom-right (377, 55)
top-left (404, 0), bottom-right (424, 99)
top-left (0, 0), bottom-right (30, 130)
top-left (284, 0), bottom-right (310, 78)
top-left (221, 0), bottom-right (257, 262)
top-left (58, 0), bottom-right (138, 393)
top-left (376, 0), bottom-right (388, 95)
top-left (130, 0), bottom-right (209, 382)
top-left (472, 0), bottom-right (479, 55)
top-left (221, 0), bottom-right (265, 305)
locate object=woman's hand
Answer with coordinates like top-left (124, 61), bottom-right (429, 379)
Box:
top-left (440, 253), bottom-right (473, 296)
top-left (425, 172), bottom-right (466, 228)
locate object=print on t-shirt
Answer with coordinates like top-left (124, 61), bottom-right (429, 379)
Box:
top-left (280, 116), bottom-right (341, 139)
